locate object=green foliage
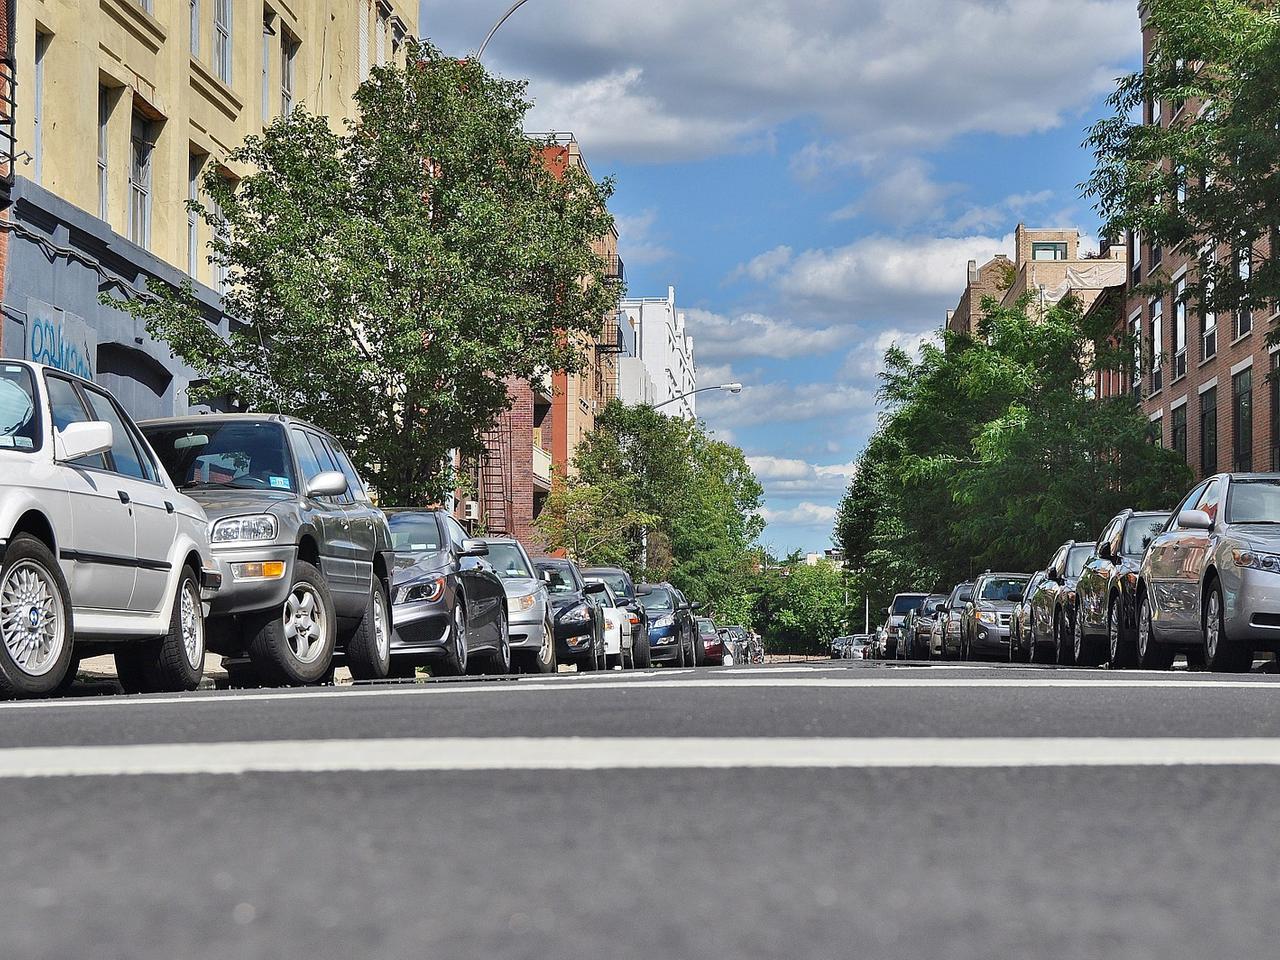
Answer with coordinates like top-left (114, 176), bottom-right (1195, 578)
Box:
top-left (534, 477), bottom-right (657, 567)
top-left (836, 295), bottom-right (1193, 611)
top-left (1084, 0), bottom-right (1280, 320)
top-left (108, 41), bottom-right (617, 505)
top-left (572, 401), bottom-right (765, 619)
top-left (751, 562), bottom-right (848, 656)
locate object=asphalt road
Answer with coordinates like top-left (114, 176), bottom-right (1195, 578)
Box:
top-left (4, 660), bottom-right (1280, 959)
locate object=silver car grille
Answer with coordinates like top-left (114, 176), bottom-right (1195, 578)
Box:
top-left (998, 612), bottom-right (1012, 627)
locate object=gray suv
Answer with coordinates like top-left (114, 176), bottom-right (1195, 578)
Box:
top-left (142, 415), bottom-right (394, 686)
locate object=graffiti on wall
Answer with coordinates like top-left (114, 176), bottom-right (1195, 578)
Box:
top-left (25, 300), bottom-right (96, 380)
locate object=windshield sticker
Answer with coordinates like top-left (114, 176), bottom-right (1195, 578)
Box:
top-left (13, 436), bottom-right (33, 449)
top-left (0, 436), bottom-right (12, 448)
top-left (269, 476), bottom-right (292, 490)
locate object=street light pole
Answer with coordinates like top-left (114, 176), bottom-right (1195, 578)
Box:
top-left (652, 383), bottom-right (744, 412)
top-left (476, 0), bottom-right (534, 62)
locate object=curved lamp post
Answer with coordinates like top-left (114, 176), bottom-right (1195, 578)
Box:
top-left (653, 383), bottom-right (743, 411)
top-left (476, 0), bottom-right (535, 62)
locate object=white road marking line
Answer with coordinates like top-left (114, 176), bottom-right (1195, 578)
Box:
top-left (5, 737), bottom-right (1280, 778)
top-left (1, 675), bottom-right (1277, 711)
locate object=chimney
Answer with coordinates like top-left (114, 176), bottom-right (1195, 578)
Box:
top-left (967, 260), bottom-right (978, 284)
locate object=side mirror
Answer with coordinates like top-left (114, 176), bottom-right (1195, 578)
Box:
top-left (1045, 568), bottom-right (1060, 583)
top-left (56, 421), bottom-right (113, 462)
top-left (1010, 592), bottom-right (1024, 604)
top-left (1098, 543), bottom-right (1114, 562)
top-left (636, 585), bottom-right (653, 596)
top-left (938, 604), bottom-right (948, 614)
top-left (584, 581), bottom-right (608, 596)
top-left (690, 601), bottom-right (704, 611)
top-left (306, 470), bottom-right (349, 499)
top-left (1177, 509), bottom-right (1213, 531)
top-left (460, 538), bottom-right (489, 557)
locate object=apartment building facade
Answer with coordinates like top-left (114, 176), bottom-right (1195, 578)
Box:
top-left (0, 0), bottom-right (415, 418)
top-left (1117, 7), bottom-right (1279, 480)
top-left (620, 286), bottom-right (697, 419)
top-left (947, 225), bottom-right (1127, 336)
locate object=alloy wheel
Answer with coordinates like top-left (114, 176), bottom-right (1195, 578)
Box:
top-left (373, 589), bottom-right (391, 662)
top-left (538, 616), bottom-right (554, 668)
top-left (283, 584), bottom-right (328, 665)
top-left (1073, 607), bottom-right (1085, 663)
top-left (453, 605), bottom-right (468, 673)
top-left (1137, 598), bottom-right (1152, 660)
top-left (1205, 590), bottom-right (1222, 661)
top-left (1108, 600), bottom-right (1121, 664)
top-left (180, 579), bottom-right (204, 671)
top-left (0, 559), bottom-right (66, 677)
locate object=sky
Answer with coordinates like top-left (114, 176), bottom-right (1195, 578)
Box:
top-left (419, 0), bottom-right (1144, 556)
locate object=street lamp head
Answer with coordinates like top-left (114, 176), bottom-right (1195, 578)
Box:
top-left (720, 382), bottom-right (743, 395)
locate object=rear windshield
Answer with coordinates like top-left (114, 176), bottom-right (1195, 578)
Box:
top-left (487, 543), bottom-right (533, 579)
top-left (586, 572), bottom-right (632, 598)
top-left (144, 420), bottom-right (296, 492)
top-left (0, 364), bottom-right (39, 452)
top-left (388, 513), bottom-right (444, 553)
top-left (1226, 480), bottom-right (1280, 525)
top-left (891, 595), bottom-right (926, 615)
top-left (1122, 515), bottom-right (1169, 556)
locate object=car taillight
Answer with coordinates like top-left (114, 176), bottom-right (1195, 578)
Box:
top-left (629, 614), bottom-right (640, 625)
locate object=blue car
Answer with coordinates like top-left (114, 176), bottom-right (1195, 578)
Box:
top-left (638, 582), bottom-right (697, 667)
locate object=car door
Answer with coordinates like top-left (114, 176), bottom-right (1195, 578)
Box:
top-left (1078, 520), bottom-right (1117, 633)
top-left (1171, 479), bottom-right (1223, 633)
top-left (1033, 549), bottom-right (1065, 643)
top-left (43, 373), bottom-right (137, 613)
top-left (1147, 482), bottom-right (1209, 635)
top-left (295, 430), bottom-right (362, 616)
top-left (78, 382), bottom-right (177, 614)
top-left (327, 438), bottom-right (378, 598)
top-left (445, 514), bottom-right (502, 646)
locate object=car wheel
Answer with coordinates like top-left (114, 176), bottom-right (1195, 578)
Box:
top-left (523, 613), bottom-right (557, 674)
top-left (1054, 609), bottom-right (1075, 666)
top-left (1135, 592), bottom-right (1175, 670)
top-left (1203, 580), bottom-right (1253, 673)
top-left (150, 566), bottom-right (206, 691)
top-left (345, 579), bottom-right (392, 681)
top-left (247, 561), bottom-right (337, 686)
top-left (1107, 595), bottom-right (1137, 669)
top-left (694, 635), bottom-right (707, 667)
top-left (484, 610), bottom-right (512, 675)
top-left (1072, 605), bottom-right (1099, 668)
top-left (634, 628), bottom-right (652, 669)
top-left (55, 653), bottom-right (82, 693)
top-left (437, 603), bottom-right (469, 677)
top-left (0, 534), bottom-right (75, 698)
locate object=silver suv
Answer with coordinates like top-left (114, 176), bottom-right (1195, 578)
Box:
top-left (142, 415), bottom-right (394, 686)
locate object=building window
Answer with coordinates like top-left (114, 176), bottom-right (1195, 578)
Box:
top-left (1032, 242), bottom-right (1068, 262)
top-left (281, 31), bottom-right (298, 115)
top-left (1151, 415), bottom-right (1164, 447)
top-left (97, 87), bottom-right (110, 222)
top-left (1150, 297), bottom-right (1164, 394)
top-left (1131, 231), bottom-right (1142, 287)
top-left (33, 32), bottom-right (49, 183)
top-left (1233, 368), bottom-right (1253, 472)
top-left (1200, 386), bottom-right (1218, 476)
top-left (190, 0), bottom-right (200, 56)
top-left (376, 2), bottom-right (390, 65)
top-left (187, 154), bottom-right (202, 278)
top-left (1151, 238), bottom-right (1163, 270)
top-left (137, 0), bottom-right (153, 12)
top-left (358, 1), bottom-right (370, 81)
top-left (1173, 277), bottom-right (1187, 380)
top-left (215, 0), bottom-right (233, 84)
top-left (1236, 248), bottom-right (1253, 338)
top-left (212, 175), bottom-right (233, 295)
top-left (261, 12), bottom-right (273, 121)
top-left (1272, 354), bottom-right (1280, 470)
top-left (392, 20), bottom-right (406, 61)
top-left (1172, 404), bottom-right (1188, 462)
top-left (1202, 278), bottom-right (1217, 361)
top-left (128, 114), bottom-right (154, 249)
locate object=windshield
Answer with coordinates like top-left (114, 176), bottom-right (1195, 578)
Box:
top-left (640, 588), bottom-right (675, 612)
top-left (388, 513), bottom-right (444, 554)
top-left (1122, 515), bottom-right (1169, 555)
top-left (978, 577), bottom-right (1028, 601)
top-left (0, 365), bottom-right (39, 452)
top-left (1226, 480), bottom-right (1280, 524)
top-left (1066, 545), bottom-right (1093, 578)
top-left (144, 420), bottom-right (297, 492)
top-left (891, 595), bottom-right (926, 615)
top-left (536, 563), bottom-right (579, 595)
top-left (586, 572), bottom-right (632, 598)
top-left (488, 543), bottom-right (533, 579)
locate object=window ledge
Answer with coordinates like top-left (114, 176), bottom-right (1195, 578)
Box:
top-left (101, 0), bottom-right (166, 54)
top-left (190, 55), bottom-right (243, 122)
top-left (1170, 374), bottom-right (1187, 386)
top-left (1230, 331), bottom-right (1253, 348)
top-left (1199, 353), bottom-right (1217, 368)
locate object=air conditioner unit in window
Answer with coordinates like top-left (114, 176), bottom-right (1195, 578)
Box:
top-left (463, 501), bottom-right (481, 522)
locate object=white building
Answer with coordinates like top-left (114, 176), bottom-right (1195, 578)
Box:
top-left (619, 286), bottom-right (697, 418)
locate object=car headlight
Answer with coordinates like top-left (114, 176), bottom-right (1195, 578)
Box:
top-left (395, 577), bottom-right (445, 605)
top-left (653, 615), bottom-right (675, 629)
top-left (562, 603), bottom-right (592, 624)
top-left (976, 610), bottom-right (999, 624)
top-left (1233, 549), bottom-right (1280, 573)
top-left (508, 593), bottom-right (538, 613)
top-left (211, 514), bottom-right (277, 544)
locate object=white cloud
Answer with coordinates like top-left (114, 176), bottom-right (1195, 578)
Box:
top-left (701, 380), bottom-right (876, 428)
top-left (729, 245), bottom-right (793, 283)
top-left (748, 456), bottom-right (857, 496)
top-left (831, 159), bottom-right (962, 225)
top-left (614, 210), bottom-right (673, 267)
top-left (684, 307), bottom-right (851, 363)
top-left (761, 502), bottom-right (839, 528)
top-left (841, 327), bottom-right (942, 382)
top-left (428, 0), bottom-right (1140, 164)
top-left (949, 189), bottom-right (1056, 233)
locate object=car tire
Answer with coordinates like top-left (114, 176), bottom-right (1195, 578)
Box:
top-left (522, 614), bottom-right (557, 674)
top-left (634, 628), bottom-right (652, 669)
top-left (150, 566), bottom-right (207, 691)
top-left (694, 634), bottom-right (707, 667)
top-left (1107, 594), bottom-right (1137, 669)
top-left (1054, 609), bottom-right (1076, 666)
top-left (247, 561), bottom-right (338, 686)
top-left (0, 534), bottom-right (76, 698)
top-left (437, 603), bottom-right (469, 677)
top-left (1135, 592), bottom-right (1175, 670)
top-left (1203, 580), bottom-right (1253, 673)
top-left (1073, 605), bottom-right (1101, 668)
top-left (345, 579), bottom-right (392, 681)
top-left (483, 611), bottom-right (512, 675)
top-left (55, 653), bottom-right (82, 693)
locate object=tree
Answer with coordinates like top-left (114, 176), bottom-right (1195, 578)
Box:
top-left (836, 294), bottom-right (1193, 602)
top-left (752, 561), bottom-right (847, 656)
top-left (109, 42), bottom-right (617, 504)
top-left (534, 477), bottom-right (657, 567)
top-left (1084, 0), bottom-right (1280, 321)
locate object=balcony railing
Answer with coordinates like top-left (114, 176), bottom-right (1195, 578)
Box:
top-left (605, 254), bottom-right (625, 285)
top-left (533, 443), bottom-right (552, 485)
top-left (0, 57), bottom-right (16, 191)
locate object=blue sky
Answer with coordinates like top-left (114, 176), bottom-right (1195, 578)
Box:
top-left (420, 0), bottom-right (1143, 555)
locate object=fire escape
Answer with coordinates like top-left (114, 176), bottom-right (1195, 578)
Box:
top-left (0, 34), bottom-right (16, 197)
top-left (479, 413), bottom-right (514, 537)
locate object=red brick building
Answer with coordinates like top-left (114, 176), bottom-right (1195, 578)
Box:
top-left (0, 0), bottom-right (13, 337)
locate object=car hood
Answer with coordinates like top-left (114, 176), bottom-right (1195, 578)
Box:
top-left (392, 550), bottom-right (449, 584)
top-left (500, 577), bottom-right (543, 598)
top-left (1228, 524), bottom-right (1280, 548)
top-left (185, 489), bottom-right (295, 521)
top-left (548, 592), bottom-right (586, 611)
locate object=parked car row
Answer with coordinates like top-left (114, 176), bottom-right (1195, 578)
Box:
top-left (871, 473), bottom-right (1280, 672)
top-left (0, 361), bottom-right (755, 699)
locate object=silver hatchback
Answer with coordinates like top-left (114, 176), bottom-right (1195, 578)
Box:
top-left (1137, 473), bottom-right (1280, 672)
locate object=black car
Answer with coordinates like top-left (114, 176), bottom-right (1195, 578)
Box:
top-left (535, 558), bottom-right (607, 671)
top-left (638, 582), bottom-right (699, 666)
top-left (1026, 541), bottom-right (1094, 665)
top-left (385, 510), bottom-right (509, 677)
top-left (903, 594), bottom-right (947, 660)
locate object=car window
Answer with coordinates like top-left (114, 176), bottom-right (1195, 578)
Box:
top-left (1066, 545), bottom-right (1093, 578)
top-left (586, 571), bottom-right (632, 598)
top-left (144, 420), bottom-right (296, 492)
top-left (1195, 479), bottom-right (1223, 524)
top-left (290, 428), bottom-right (325, 486)
top-left (487, 542), bottom-right (533, 579)
top-left (444, 516), bottom-right (469, 548)
top-left (81, 385), bottom-right (154, 482)
top-left (314, 436), bottom-right (356, 505)
top-left (1122, 514), bottom-right (1169, 555)
top-left (891, 595), bottom-right (925, 615)
top-left (0, 364), bottom-right (40, 452)
top-left (1097, 517), bottom-right (1120, 553)
top-left (1049, 547), bottom-right (1067, 576)
top-left (44, 375), bottom-right (106, 470)
top-left (1225, 480), bottom-right (1280, 524)
top-left (328, 441), bottom-right (369, 503)
top-left (537, 562), bottom-right (579, 595)
top-left (388, 513), bottom-right (444, 553)
top-left (698, 619), bottom-right (717, 637)
top-left (1172, 482), bottom-right (1208, 525)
